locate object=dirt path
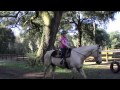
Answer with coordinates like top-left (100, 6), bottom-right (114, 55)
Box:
top-left (0, 66), bottom-right (45, 79)
top-left (0, 61), bottom-right (120, 79)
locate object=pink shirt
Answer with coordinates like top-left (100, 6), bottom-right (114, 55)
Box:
top-left (59, 36), bottom-right (68, 48)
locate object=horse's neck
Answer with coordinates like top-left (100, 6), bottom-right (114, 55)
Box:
top-left (74, 46), bottom-right (96, 57)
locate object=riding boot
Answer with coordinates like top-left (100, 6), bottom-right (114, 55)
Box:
top-left (60, 58), bottom-right (64, 65)
top-left (60, 58), bottom-right (66, 65)
top-left (64, 58), bottom-right (69, 69)
top-left (64, 58), bottom-right (67, 65)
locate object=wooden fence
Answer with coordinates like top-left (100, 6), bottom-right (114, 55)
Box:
top-left (86, 49), bottom-right (120, 62)
top-left (102, 49), bottom-right (120, 62)
top-left (0, 54), bottom-right (29, 61)
top-left (1, 49), bottom-right (120, 62)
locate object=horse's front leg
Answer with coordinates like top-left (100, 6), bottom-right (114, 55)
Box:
top-left (77, 68), bottom-right (87, 79)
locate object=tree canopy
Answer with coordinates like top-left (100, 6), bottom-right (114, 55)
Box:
top-left (0, 27), bottom-right (15, 54)
top-left (0, 11), bottom-right (119, 64)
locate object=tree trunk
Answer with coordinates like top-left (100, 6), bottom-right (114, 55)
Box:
top-left (36, 11), bottom-right (63, 63)
top-left (46, 11), bottom-right (63, 50)
top-left (36, 11), bottom-right (50, 62)
top-left (78, 29), bottom-right (82, 47)
top-left (36, 32), bottom-right (45, 58)
top-left (75, 13), bottom-right (83, 47)
top-left (93, 21), bottom-right (96, 44)
top-left (77, 23), bottom-right (82, 47)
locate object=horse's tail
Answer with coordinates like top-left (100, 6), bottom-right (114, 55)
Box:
top-left (43, 50), bottom-right (54, 66)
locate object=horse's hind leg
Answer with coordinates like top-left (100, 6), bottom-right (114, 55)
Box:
top-left (71, 68), bottom-right (77, 79)
top-left (51, 65), bottom-right (56, 79)
top-left (44, 65), bottom-right (50, 79)
top-left (77, 68), bottom-right (87, 79)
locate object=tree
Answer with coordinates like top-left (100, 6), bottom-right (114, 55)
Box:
top-left (95, 28), bottom-right (110, 47)
top-left (0, 27), bottom-right (15, 54)
top-left (0, 11), bottom-right (118, 64)
top-left (109, 31), bottom-right (120, 49)
top-left (80, 24), bottom-right (110, 47)
top-left (36, 11), bottom-right (63, 62)
top-left (61, 11), bottom-right (118, 47)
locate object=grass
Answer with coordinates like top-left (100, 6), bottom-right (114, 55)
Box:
top-left (53, 62), bottom-right (120, 79)
top-left (0, 59), bottom-right (72, 73)
top-left (0, 59), bottom-right (120, 79)
top-left (0, 59), bottom-right (44, 72)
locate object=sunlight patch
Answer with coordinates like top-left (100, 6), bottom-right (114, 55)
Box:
top-left (23, 72), bottom-right (44, 78)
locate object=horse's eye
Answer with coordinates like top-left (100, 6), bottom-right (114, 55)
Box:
top-left (99, 52), bottom-right (101, 54)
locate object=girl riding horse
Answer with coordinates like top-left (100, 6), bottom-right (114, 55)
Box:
top-left (59, 30), bottom-right (69, 65)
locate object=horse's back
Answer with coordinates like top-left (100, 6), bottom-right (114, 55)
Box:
top-left (51, 48), bottom-right (72, 58)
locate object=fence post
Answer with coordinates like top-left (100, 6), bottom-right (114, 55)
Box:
top-left (106, 48), bottom-right (108, 63)
top-left (6, 54), bottom-right (7, 60)
top-left (2, 54), bottom-right (3, 60)
top-left (106, 52), bottom-right (108, 62)
top-left (23, 53), bottom-right (24, 61)
top-left (11, 54), bottom-right (12, 60)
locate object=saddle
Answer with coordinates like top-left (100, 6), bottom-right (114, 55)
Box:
top-left (51, 48), bottom-right (72, 58)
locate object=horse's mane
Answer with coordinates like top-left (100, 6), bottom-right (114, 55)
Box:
top-left (73, 45), bottom-right (98, 52)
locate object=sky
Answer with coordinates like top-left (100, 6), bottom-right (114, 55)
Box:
top-left (11, 26), bottom-right (22, 36)
top-left (106, 12), bottom-right (120, 33)
top-left (12, 12), bottom-right (120, 36)
top-left (11, 28), bottom-right (20, 36)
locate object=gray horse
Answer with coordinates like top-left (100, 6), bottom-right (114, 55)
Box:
top-left (43, 45), bottom-right (102, 79)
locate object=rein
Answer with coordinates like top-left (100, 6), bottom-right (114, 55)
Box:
top-left (72, 46), bottom-right (100, 59)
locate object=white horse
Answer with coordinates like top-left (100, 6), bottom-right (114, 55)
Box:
top-left (43, 45), bottom-right (102, 79)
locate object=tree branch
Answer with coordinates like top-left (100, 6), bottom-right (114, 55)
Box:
top-left (15, 11), bottom-right (29, 26)
top-left (0, 11), bottom-right (20, 18)
top-left (34, 11), bottom-right (39, 19)
top-left (71, 18), bottom-right (78, 26)
top-left (81, 18), bottom-right (88, 23)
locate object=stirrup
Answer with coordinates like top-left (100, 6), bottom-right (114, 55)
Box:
top-left (60, 58), bottom-right (64, 64)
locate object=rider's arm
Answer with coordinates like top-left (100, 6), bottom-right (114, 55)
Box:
top-left (61, 39), bottom-right (68, 47)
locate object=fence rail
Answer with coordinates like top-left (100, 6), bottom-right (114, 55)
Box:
top-left (86, 49), bottom-right (120, 62)
top-left (0, 54), bottom-right (29, 61)
top-left (103, 50), bottom-right (120, 62)
top-left (1, 49), bottom-right (120, 62)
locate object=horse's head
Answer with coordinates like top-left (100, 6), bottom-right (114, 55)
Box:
top-left (92, 45), bottom-right (102, 64)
